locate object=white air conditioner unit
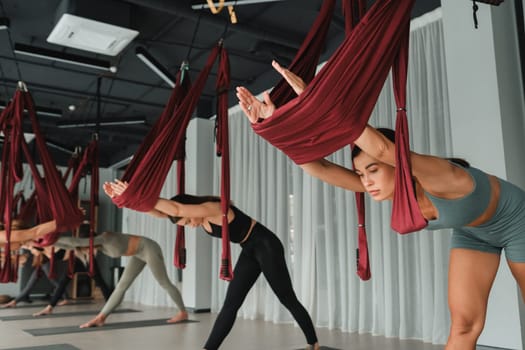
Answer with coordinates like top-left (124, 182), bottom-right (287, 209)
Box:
top-left (47, 13), bottom-right (138, 56)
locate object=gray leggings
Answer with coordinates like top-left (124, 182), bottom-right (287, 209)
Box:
top-left (100, 237), bottom-right (185, 316)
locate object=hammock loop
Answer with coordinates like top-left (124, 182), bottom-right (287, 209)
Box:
top-left (180, 60), bottom-right (189, 83)
top-left (397, 107), bottom-right (407, 112)
top-left (16, 81), bottom-right (27, 92)
top-left (74, 146), bottom-right (82, 156)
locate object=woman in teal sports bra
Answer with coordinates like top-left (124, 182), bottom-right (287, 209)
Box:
top-left (237, 62), bottom-right (525, 350)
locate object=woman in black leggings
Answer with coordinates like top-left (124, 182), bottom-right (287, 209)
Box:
top-left (32, 252), bottom-right (112, 316)
top-left (104, 180), bottom-right (320, 350)
top-left (1, 247), bottom-right (69, 308)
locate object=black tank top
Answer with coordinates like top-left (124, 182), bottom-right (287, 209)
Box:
top-left (205, 205), bottom-right (253, 243)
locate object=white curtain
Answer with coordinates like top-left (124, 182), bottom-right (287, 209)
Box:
top-left (122, 8), bottom-right (453, 345)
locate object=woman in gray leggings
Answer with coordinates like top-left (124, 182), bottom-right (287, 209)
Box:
top-left (51, 232), bottom-right (187, 327)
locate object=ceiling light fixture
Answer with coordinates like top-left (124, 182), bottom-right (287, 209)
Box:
top-left (109, 155), bottom-right (133, 170)
top-left (46, 140), bottom-right (75, 155)
top-left (56, 116), bottom-right (146, 128)
top-left (0, 17), bottom-right (9, 30)
top-left (0, 103), bottom-right (63, 118)
top-left (14, 43), bottom-right (118, 73)
top-left (135, 47), bottom-right (175, 88)
top-left (0, 132), bottom-right (35, 143)
top-left (474, 0), bottom-right (504, 4)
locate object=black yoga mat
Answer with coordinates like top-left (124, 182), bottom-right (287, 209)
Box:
top-left (295, 347), bottom-right (342, 350)
top-left (1, 344), bottom-right (80, 350)
top-left (0, 308), bottom-right (140, 321)
top-left (0, 300), bottom-right (93, 310)
top-left (24, 318), bottom-right (199, 336)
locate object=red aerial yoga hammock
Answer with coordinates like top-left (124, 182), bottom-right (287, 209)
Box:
top-left (112, 43), bottom-right (235, 280)
top-left (215, 47), bottom-right (232, 279)
top-left (0, 85), bottom-right (84, 282)
top-left (36, 139), bottom-right (99, 279)
top-left (114, 66), bottom-right (191, 270)
top-left (252, 0), bottom-right (427, 280)
top-left (67, 137), bottom-right (100, 276)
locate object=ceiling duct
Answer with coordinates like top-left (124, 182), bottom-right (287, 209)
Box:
top-left (47, 0), bottom-right (138, 56)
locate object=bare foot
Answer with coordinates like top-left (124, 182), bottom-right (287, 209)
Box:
top-left (305, 343), bottom-right (320, 350)
top-left (80, 314), bottom-right (106, 328)
top-left (167, 310), bottom-right (188, 324)
top-left (56, 299), bottom-right (69, 306)
top-left (1, 300), bottom-right (16, 308)
top-left (33, 305), bottom-right (53, 317)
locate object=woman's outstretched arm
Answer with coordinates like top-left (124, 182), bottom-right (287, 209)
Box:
top-left (1, 220), bottom-right (57, 244)
top-left (103, 180), bottom-right (167, 218)
top-left (300, 159), bottom-right (364, 192)
top-left (153, 198), bottom-right (222, 218)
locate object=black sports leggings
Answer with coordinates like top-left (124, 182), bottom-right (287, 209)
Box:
top-left (204, 223), bottom-right (318, 349)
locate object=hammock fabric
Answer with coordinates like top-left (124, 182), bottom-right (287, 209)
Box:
top-left (112, 47), bottom-right (219, 212)
top-left (68, 138), bottom-right (99, 276)
top-left (175, 156), bottom-right (186, 269)
top-left (269, 0), bottom-right (335, 107)
top-left (172, 69), bottom-right (191, 270)
top-left (251, 0), bottom-right (427, 279)
top-left (11, 153), bottom-right (79, 280)
top-left (215, 47), bottom-right (232, 279)
top-left (0, 87), bottom-right (83, 282)
top-left (112, 43), bottom-right (235, 280)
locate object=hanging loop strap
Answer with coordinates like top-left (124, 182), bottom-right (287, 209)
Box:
top-left (187, 11), bottom-right (203, 60)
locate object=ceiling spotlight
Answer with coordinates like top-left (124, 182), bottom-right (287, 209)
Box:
top-left (14, 43), bottom-right (117, 72)
top-left (135, 47), bottom-right (175, 88)
top-left (68, 105), bottom-right (76, 112)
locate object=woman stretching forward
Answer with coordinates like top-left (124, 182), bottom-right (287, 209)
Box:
top-left (105, 181), bottom-right (320, 350)
top-left (237, 61), bottom-right (525, 350)
top-left (48, 232), bottom-right (188, 328)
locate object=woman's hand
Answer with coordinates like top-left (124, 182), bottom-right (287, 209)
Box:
top-left (103, 179), bottom-right (129, 198)
top-left (103, 182), bottom-right (116, 198)
top-left (271, 60), bottom-right (306, 95)
top-left (235, 60), bottom-right (307, 124)
top-left (236, 87), bottom-right (275, 124)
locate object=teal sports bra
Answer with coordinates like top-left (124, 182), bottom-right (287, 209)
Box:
top-left (425, 165), bottom-right (492, 230)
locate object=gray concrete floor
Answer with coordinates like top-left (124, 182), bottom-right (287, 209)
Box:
top-left (0, 300), bottom-right (458, 350)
